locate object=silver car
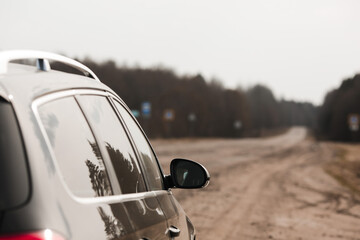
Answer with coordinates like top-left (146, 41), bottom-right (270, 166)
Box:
top-left (0, 50), bottom-right (210, 240)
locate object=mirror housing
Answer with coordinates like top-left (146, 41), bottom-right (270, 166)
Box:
top-left (166, 158), bottom-right (210, 189)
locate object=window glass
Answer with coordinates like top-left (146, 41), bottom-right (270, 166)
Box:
top-left (38, 97), bottom-right (112, 198)
top-left (113, 101), bottom-right (163, 191)
top-left (0, 99), bottom-right (29, 210)
top-left (78, 96), bottom-right (146, 194)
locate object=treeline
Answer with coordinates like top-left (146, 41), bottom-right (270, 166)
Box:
top-left (317, 74), bottom-right (360, 141)
top-left (246, 85), bottom-right (317, 135)
top-left (52, 58), bottom-right (317, 138)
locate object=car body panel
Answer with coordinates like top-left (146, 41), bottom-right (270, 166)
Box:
top-left (155, 191), bottom-right (192, 240)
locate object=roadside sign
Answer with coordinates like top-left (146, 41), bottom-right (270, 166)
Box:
top-left (188, 113), bottom-right (197, 122)
top-left (234, 120), bottom-right (242, 130)
top-left (163, 109), bottom-right (175, 121)
top-left (131, 110), bottom-right (140, 118)
top-left (348, 114), bottom-right (359, 132)
top-left (141, 102), bottom-right (151, 118)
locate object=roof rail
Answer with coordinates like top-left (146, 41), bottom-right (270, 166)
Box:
top-left (0, 50), bottom-right (100, 82)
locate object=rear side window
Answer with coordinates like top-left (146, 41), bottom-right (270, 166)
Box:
top-left (78, 95), bottom-right (146, 194)
top-left (38, 97), bottom-right (113, 198)
top-left (0, 99), bottom-right (29, 211)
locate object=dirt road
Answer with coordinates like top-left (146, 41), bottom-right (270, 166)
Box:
top-left (152, 127), bottom-right (360, 240)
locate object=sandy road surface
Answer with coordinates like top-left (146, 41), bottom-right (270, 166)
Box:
top-left (152, 127), bottom-right (360, 240)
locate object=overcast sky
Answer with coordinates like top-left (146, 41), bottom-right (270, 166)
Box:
top-left (1, 0), bottom-right (360, 105)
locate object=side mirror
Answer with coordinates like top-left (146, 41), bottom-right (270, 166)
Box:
top-left (168, 158), bottom-right (210, 189)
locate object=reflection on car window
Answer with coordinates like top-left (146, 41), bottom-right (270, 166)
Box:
top-left (38, 97), bottom-right (112, 198)
top-left (113, 101), bottom-right (163, 191)
top-left (78, 96), bottom-right (146, 194)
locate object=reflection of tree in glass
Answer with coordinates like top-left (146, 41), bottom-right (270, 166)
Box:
top-left (98, 207), bottom-right (125, 240)
top-left (106, 142), bottom-right (134, 172)
top-left (105, 142), bottom-right (145, 194)
top-left (85, 160), bottom-right (112, 197)
top-left (85, 141), bottom-right (112, 197)
top-left (89, 140), bottom-right (102, 161)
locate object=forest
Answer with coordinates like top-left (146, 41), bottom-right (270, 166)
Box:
top-left (317, 74), bottom-right (360, 142)
top-left (53, 58), bottom-right (318, 138)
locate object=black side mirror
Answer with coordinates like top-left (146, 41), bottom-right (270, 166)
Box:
top-left (168, 158), bottom-right (210, 189)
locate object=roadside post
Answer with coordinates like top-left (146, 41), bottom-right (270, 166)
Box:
top-left (188, 113), bottom-right (197, 137)
top-left (141, 101), bottom-right (151, 134)
top-left (348, 114), bottom-right (360, 141)
top-left (348, 114), bottom-right (359, 132)
top-left (234, 120), bottom-right (242, 138)
top-left (163, 109), bottom-right (175, 138)
top-left (141, 102), bottom-right (151, 118)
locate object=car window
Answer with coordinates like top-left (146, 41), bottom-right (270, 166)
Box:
top-left (113, 100), bottom-right (164, 191)
top-left (0, 99), bottom-right (29, 211)
top-left (38, 97), bottom-right (113, 198)
top-left (77, 95), bottom-right (146, 194)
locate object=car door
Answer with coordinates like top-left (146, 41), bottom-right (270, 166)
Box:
top-left (77, 93), bottom-right (170, 240)
top-left (36, 94), bottom-right (137, 240)
top-left (111, 98), bottom-right (192, 240)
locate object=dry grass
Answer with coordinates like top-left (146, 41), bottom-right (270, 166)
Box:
top-left (324, 143), bottom-right (360, 195)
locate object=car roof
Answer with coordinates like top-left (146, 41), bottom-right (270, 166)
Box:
top-left (0, 63), bottom-right (116, 104)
